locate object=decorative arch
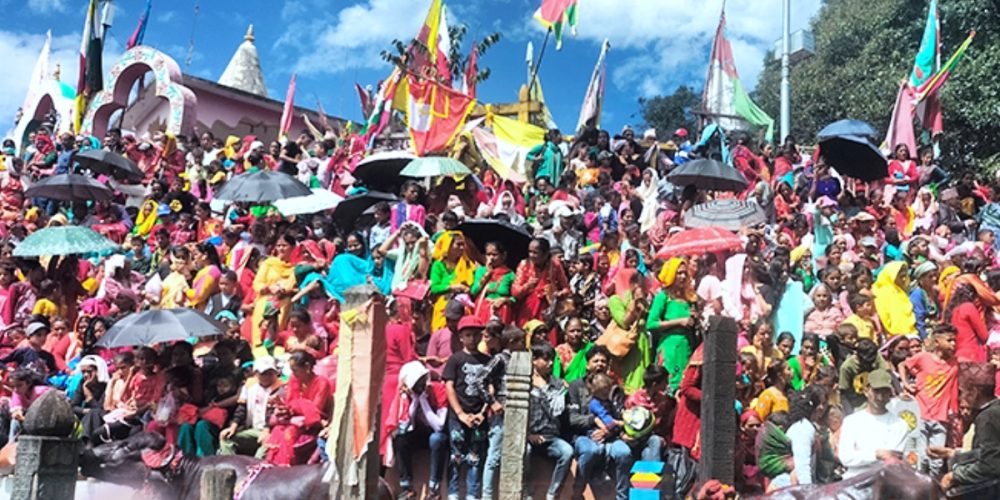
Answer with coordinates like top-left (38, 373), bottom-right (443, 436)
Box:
top-left (82, 46), bottom-right (197, 137)
top-left (12, 80), bottom-right (76, 151)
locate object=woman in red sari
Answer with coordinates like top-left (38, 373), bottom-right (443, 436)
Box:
top-left (265, 351), bottom-right (333, 465)
top-left (511, 238), bottom-right (569, 344)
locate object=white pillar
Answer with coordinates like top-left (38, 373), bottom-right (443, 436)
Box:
top-left (780, 0), bottom-right (791, 143)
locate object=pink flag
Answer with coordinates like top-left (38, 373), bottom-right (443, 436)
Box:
top-left (463, 45), bottom-right (478, 99)
top-left (883, 82), bottom-right (917, 156)
top-left (279, 73), bottom-right (296, 139)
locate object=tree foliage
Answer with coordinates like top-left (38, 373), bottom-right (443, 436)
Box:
top-left (638, 85), bottom-right (701, 137)
top-left (753, 0), bottom-right (1000, 169)
top-left (379, 26), bottom-right (501, 88)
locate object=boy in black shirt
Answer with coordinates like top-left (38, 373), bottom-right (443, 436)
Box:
top-left (442, 316), bottom-right (495, 500)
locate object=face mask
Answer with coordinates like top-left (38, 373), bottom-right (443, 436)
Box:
top-left (314, 228), bottom-right (324, 238)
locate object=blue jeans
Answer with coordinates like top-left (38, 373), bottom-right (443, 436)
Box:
top-left (573, 435), bottom-right (633, 500)
top-left (530, 437), bottom-right (574, 498)
top-left (447, 413), bottom-right (487, 500)
top-left (480, 416), bottom-right (504, 499)
top-left (395, 428), bottom-right (447, 490)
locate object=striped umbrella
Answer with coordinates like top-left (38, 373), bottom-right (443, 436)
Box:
top-left (656, 226), bottom-right (742, 258)
top-left (683, 199), bottom-right (766, 231)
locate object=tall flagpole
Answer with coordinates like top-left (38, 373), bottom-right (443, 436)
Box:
top-left (780, 0), bottom-right (791, 142)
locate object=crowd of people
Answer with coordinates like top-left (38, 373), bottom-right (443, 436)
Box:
top-left (0, 120), bottom-right (999, 500)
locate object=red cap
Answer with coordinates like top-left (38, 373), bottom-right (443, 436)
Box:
top-left (457, 315), bottom-right (485, 332)
top-left (674, 128), bottom-right (688, 138)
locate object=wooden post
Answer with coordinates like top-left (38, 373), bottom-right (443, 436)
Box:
top-left (698, 315), bottom-right (739, 485)
top-left (468, 84), bottom-right (543, 124)
top-left (199, 467), bottom-right (236, 500)
top-left (498, 351), bottom-right (532, 500)
top-left (327, 285), bottom-right (387, 500)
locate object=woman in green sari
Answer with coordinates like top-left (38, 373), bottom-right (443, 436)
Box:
top-left (607, 269), bottom-right (652, 393)
top-left (554, 317), bottom-right (592, 382)
top-left (647, 257), bottom-right (698, 393)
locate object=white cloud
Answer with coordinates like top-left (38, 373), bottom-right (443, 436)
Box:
top-left (557, 0), bottom-right (823, 97)
top-left (276, 0), bottom-right (435, 76)
top-left (27, 0), bottom-right (67, 14)
top-left (156, 10), bottom-right (177, 23)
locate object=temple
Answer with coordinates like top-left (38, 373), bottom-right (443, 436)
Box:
top-left (14, 25), bottom-right (345, 146)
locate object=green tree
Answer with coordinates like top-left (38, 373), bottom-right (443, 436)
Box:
top-left (380, 26), bottom-right (501, 88)
top-left (753, 0), bottom-right (1000, 169)
top-left (638, 85), bottom-right (701, 137)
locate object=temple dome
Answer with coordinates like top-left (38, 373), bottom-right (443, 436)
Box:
top-left (218, 25), bottom-right (268, 97)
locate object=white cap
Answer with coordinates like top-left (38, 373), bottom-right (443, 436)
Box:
top-left (253, 356), bottom-right (278, 373)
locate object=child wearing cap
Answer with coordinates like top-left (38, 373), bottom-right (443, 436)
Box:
top-left (0, 322), bottom-right (57, 375)
top-left (219, 357), bottom-right (283, 458)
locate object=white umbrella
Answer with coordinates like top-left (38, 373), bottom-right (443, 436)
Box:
top-left (273, 188), bottom-right (344, 216)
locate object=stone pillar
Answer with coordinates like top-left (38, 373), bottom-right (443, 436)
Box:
top-left (698, 315), bottom-right (738, 485)
top-left (498, 351), bottom-right (532, 500)
top-left (327, 285), bottom-right (387, 500)
top-left (12, 390), bottom-right (79, 500)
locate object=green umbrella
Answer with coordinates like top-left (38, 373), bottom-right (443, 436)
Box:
top-left (13, 226), bottom-right (118, 257)
top-left (400, 156), bottom-right (472, 178)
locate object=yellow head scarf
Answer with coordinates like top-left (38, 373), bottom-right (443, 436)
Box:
top-left (223, 135), bottom-right (240, 160)
top-left (658, 257), bottom-right (684, 287)
top-left (790, 245), bottom-right (809, 264)
top-left (938, 265), bottom-right (960, 292)
top-left (433, 230), bottom-right (476, 285)
top-left (133, 200), bottom-right (159, 237)
top-left (873, 261), bottom-right (916, 336)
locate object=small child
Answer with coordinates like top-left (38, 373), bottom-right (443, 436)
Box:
top-left (842, 294), bottom-right (878, 343)
top-left (587, 373), bottom-right (622, 438)
top-left (31, 279), bottom-right (60, 322)
top-left (126, 235), bottom-right (151, 275)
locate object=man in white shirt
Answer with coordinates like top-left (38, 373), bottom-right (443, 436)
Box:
top-left (218, 357), bottom-right (283, 458)
top-left (838, 369), bottom-right (909, 478)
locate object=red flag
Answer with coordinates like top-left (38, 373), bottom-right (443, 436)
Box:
top-left (279, 73), bottom-right (296, 139)
top-left (355, 83), bottom-right (372, 117)
top-left (882, 82), bottom-right (917, 156)
top-left (463, 46), bottom-right (478, 99)
top-left (406, 76), bottom-right (476, 155)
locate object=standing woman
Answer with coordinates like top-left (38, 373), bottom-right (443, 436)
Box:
top-left (471, 241), bottom-right (515, 324)
top-left (511, 238), bottom-right (570, 343)
top-left (186, 241), bottom-right (223, 311)
top-left (429, 231), bottom-right (476, 332)
top-left (606, 270), bottom-right (652, 393)
top-left (647, 257), bottom-right (698, 393)
top-left (250, 234), bottom-right (297, 347)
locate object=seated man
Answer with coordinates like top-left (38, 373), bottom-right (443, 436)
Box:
top-left (218, 357), bottom-right (283, 458)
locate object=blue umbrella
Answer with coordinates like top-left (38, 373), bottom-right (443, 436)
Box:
top-left (817, 119), bottom-right (879, 140)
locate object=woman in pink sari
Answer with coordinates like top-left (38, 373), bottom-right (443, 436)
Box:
top-left (511, 238), bottom-right (569, 343)
top-left (265, 351), bottom-right (333, 465)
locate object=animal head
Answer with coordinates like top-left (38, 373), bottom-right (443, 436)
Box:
top-left (80, 432), bottom-right (168, 485)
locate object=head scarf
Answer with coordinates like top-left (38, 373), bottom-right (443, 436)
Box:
top-left (658, 257), bottom-right (684, 287)
top-left (912, 261), bottom-right (937, 280)
top-left (872, 261), bottom-right (917, 336)
top-left (133, 200), bottom-right (159, 237)
top-left (637, 168), bottom-right (661, 233)
top-left (612, 268), bottom-right (638, 301)
top-left (722, 253), bottom-right (749, 320)
top-left (78, 354), bottom-right (110, 383)
top-left (223, 135), bottom-right (240, 160)
top-left (938, 265), bottom-right (960, 291)
top-left (399, 361), bottom-right (430, 391)
top-left (790, 245), bottom-right (809, 265)
top-left (432, 230), bottom-right (476, 285)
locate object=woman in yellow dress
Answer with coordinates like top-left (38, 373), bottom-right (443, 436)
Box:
top-left (250, 234), bottom-right (297, 347)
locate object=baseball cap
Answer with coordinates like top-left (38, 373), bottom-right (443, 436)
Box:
top-left (253, 357), bottom-right (278, 373)
top-left (867, 369), bottom-right (893, 390)
top-left (457, 315), bottom-right (485, 333)
top-left (859, 236), bottom-right (878, 247)
top-left (852, 212), bottom-right (876, 223)
top-left (26, 322), bottom-right (49, 337)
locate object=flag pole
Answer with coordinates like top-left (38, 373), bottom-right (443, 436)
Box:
top-left (528, 28), bottom-right (551, 99)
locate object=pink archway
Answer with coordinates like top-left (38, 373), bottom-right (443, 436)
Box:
top-left (82, 46), bottom-right (197, 137)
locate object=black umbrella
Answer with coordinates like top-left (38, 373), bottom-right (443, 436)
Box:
top-left (816, 119), bottom-right (878, 140)
top-left (683, 199), bottom-right (767, 231)
top-left (24, 174), bottom-right (114, 202)
top-left (73, 149), bottom-right (144, 182)
top-left (213, 170), bottom-right (312, 203)
top-left (818, 135), bottom-right (888, 182)
top-left (352, 151), bottom-right (416, 193)
top-left (97, 308), bottom-right (223, 348)
top-left (332, 191), bottom-right (399, 230)
top-left (457, 218), bottom-right (532, 267)
top-left (666, 159), bottom-right (749, 192)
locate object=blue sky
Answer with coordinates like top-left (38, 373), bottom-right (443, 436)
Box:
top-left (3, 0), bottom-right (822, 136)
